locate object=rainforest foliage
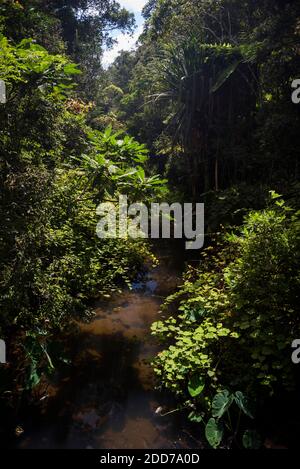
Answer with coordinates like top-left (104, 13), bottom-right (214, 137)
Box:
top-left (152, 194), bottom-right (300, 447)
top-left (0, 0), bottom-right (300, 449)
top-left (0, 0), bottom-right (163, 423)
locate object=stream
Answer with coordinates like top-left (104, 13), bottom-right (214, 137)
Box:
top-left (15, 243), bottom-right (202, 449)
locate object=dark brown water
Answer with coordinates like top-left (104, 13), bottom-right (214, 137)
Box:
top-left (15, 245), bottom-right (202, 449)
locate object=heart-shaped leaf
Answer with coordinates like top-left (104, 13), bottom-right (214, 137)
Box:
top-left (212, 390), bottom-right (233, 418)
top-left (205, 418), bottom-right (224, 448)
top-left (234, 391), bottom-right (254, 419)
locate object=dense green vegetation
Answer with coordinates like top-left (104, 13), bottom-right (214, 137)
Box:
top-left (0, 0), bottom-right (164, 434)
top-left (0, 0), bottom-right (300, 449)
top-left (152, 194), bottom-right (300, 447)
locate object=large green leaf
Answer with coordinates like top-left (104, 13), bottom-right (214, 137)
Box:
top-left (205, 418), bottom-right (224, 448)
top-left (212, 390), bottom-right (233, 418)
top-left (234, 391), bottom-right (254, 419)
top-left (188, 375), bottom-right (205, 397)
